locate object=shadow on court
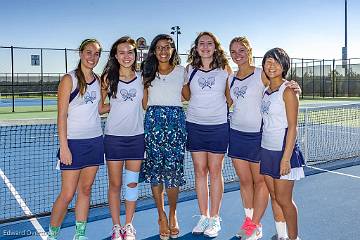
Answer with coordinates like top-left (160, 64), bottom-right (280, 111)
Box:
top-left (140, 233), bottom-right (240, 240)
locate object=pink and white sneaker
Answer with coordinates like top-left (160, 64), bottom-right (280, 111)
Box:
top-left (123, 223), bottom-right (136, 240)
top-left (237, 217), bottom-right (262, 240)
top-left (111, 224), bottom-right (123, 240)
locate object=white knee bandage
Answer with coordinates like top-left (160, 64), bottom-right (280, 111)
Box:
top-left (124, 169), bottom-right (139, 201)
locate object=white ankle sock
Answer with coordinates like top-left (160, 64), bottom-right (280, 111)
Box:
top-left (244, 208), bottom-right (254, 219)
top-left (275, 221), bottom-right (288, 238)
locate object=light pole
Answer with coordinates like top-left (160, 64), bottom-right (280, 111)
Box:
top-left (171, 26), bottom-right (181, 51)
top-left (343, 0), bottom-right (349, 95)
top-left (342, 0), bottom-right (347, 65)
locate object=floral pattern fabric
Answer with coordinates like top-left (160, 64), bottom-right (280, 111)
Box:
top-left (140, 106), bottom-right (186, 188)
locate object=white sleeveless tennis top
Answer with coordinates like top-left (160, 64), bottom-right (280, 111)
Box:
top-left (261, 81), bottom-right (289, 151)
top-left (186, 67), bottom-right (229, 125)
top-left (67, 70), bottom-right (102, 139)
top-left (229, 67), bottom-right (265, 132)
top-left (105, 72), bottom-right (144, 136)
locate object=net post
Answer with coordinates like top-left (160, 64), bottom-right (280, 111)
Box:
top-left (304, 107), bottom-right (309, 165)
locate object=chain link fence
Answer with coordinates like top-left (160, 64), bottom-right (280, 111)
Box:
top-left (1, 46), bottom-right (359, 112)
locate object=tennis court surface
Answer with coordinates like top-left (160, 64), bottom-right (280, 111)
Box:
top-left (1, 103), bottom-right (359, 239)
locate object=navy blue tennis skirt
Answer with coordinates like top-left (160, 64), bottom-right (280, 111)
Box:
top-left (186, 121), bottom-right (229, 154)
top-left (57, 135), bottom-right (104, 170)
top-left (228, 128), bottom-right (262, 163)
top-left (104, 134), bottom-right (145, 161)
top-left (260, 143), bottom-right (305, 179)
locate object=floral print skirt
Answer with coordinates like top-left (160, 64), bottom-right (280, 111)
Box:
top-left (140, 105), bottom-right (186, 188)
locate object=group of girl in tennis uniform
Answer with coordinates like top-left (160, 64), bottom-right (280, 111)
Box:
top-left (48, 33), bottom-right (304, 240)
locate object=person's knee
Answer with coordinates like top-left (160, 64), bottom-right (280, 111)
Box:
top-left (195, 167), bottom-right (208, 178)
top-left (109, 179), bottom-right (122, 192)
top-left (78, 184), bottom-right (92, 197)
top-left (275, 194), bottom-right (291, 207)
top-left (124, 169), bottom-right (139, 201)
top-left (239, 174), bottom-right (253, 187)
top-left (254, 177), bottom-right (267, 190)
top-left (59, 191), bottom-right (75, 204)
top-left (209, 167), bottom-right (222, 179)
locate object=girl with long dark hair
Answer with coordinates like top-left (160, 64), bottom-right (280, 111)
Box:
top-left (140, 34), bottom-right (187, 240)
top-left (100, 36), bottom-right (146, 240)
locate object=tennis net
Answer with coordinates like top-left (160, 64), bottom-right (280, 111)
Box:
top-left (0, 103), bottom-right (359, 223)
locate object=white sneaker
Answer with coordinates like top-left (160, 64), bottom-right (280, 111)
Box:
top-left (203, 216), bottom-right (221, 238)
top-left (192, 215), bottom-right (209, 235)
top-left (124, 223), bottom-right (136, 240)
top-left (111, 224), bottom-right (123, 240)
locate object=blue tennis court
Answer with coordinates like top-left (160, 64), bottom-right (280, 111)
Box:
top-left (0, 103), bottom-right (359, 239)
top-left (1, 164), bottom-right (360, 239)
top-left (0, 98), bottom-right (57, 107)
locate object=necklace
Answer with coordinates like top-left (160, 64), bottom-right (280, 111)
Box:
top-left (268, 82), bottom-right (284, 93)
top-left (158, 66), bottom-right (175, 81)
top-left (158, 73), bottom-right (168, 81)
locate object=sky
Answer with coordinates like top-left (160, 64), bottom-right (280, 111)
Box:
top-left (1, 0), bottom-right (359, 70)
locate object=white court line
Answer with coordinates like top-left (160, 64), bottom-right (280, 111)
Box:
top-left (0, 168), bottom-right (48, 239)
top-left (307, 166), bottom-right (360, 179)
